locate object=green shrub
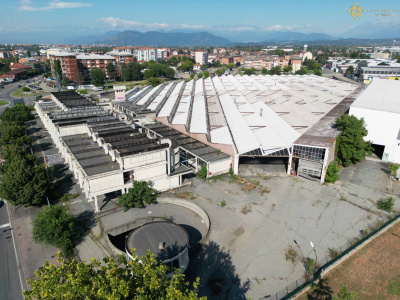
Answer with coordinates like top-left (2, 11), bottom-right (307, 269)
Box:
top-left (325, 160), bottom-right (340, 183)
top-left (198, 165), bottom-right (207, 179)
top-left (117, 181), bottom-right (157, 211)
top-left (78, 89), bottom-right (88, 94)
top-left (22, 87), bottom-right (31, 92)
top-left (220, 199), bottom-right (226, 207)
top-left (377, 197), bottom-right (394, 212)
top-left (32, 205), bottom-right (79, 255)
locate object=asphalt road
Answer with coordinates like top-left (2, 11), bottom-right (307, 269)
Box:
top-left (0, 201), bottom-right (24, 300)
top-left (0, 82), bottom-right (22, 114)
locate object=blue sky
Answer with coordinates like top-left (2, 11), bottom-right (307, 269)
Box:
top-left (1, 0), bottom-right (400, 42)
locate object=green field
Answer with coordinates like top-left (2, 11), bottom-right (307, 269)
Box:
top-left (0, 100), bottom-right (8, 106)
top-left (11, 87), bottom-right (45, 98)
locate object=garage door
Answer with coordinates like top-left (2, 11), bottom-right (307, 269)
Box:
top-left (298, 159), bottom-right (323, 180)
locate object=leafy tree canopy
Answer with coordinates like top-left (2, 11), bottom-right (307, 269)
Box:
top-left (90, 68), bottom-right (106, 86)
top-left (117, 180), bottom-right (157, 211)
top-left (32, 205), bottom-right (79, 254)
top-left (335, 114), bottom-right (373, 167)
top-left (106, 62), bottom-right (117, 79)
top-left (24, 250), bottom-right (204, 300)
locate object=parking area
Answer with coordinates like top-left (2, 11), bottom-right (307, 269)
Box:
top-left (163, 160), bottom-right (400, 299)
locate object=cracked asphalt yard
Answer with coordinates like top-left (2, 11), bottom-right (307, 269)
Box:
top-left (163, 160), bottom-right (400, 299)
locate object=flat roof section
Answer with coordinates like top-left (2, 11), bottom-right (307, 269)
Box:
top-left (63, 134), bottom-right (120, 176)
top-left (144, 122), bottom-right (231, 162)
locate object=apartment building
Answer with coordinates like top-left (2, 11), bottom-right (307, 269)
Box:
top-left (195, 49), bottom-right (208, 65)
top-left (157, 48), bottom-right (170, 61)
top-left (49, 52), bottom-right (81, 82)
top-left (106, 51), bottom-right (136, 76)
top-left (244, 56), bottom-right (274, 70)
top-left (76, 54), bottom-right (116, 81)
top-left (136, 47), bottom-right (158, 62)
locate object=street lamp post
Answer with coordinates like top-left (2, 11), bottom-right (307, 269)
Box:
top-left (310, 241), bottom-right (318, 270)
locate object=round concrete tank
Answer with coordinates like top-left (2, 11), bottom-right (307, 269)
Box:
top-left (125, 221), bottom-right (189, 274)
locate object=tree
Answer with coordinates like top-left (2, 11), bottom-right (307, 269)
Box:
top-left (45, 59), bottom-right (51, 72)
top-left (269, 66), bottom-right (281, 75)
top-left (190, 73), bottom-right (195, 80)
top-left (117, 181), bottom-right (157, 211)
top-left (179, 61), bottom-right (194, 72)
top-left (23, 251), bottom-right (204, 300)
top-left (169, 56), bottom-right (179, 66)
top-left (227, 63), bottom-right (235, 70)
top-left (61, 76), bottom-right (70, 87)
top-left (295, 69), bottom-right (307, 75)
top-left (0, 65), bottom-right (10, 74)
top-left (53, 59), bottom-right (62, 79)
top-left (261, 68), bottom-right (268, 75)
top-left (203, 70), bottom-right (210, 79)
top-left (27, 50), bottom-right (31, 57)
top-left (345, 66), bottom-right (354, 75)
top-left (128, 62), bottom-right (143, 81)
top-left (90, 68), bottom-right (106, 86)
top-left (164, 67), bottom-right (175, 79)
top-left (335, 114), bottom-right (373, 167)
top-left (120, 63), bottom-right (131, 81)
top-left (147, 77), bottom-right (162, 87)
top-left (106, 62), bottom-right (117, 80)
top-left (215, 67), bottom-right (226, 76)
top-left (283, 65), bottom-right (293, 73)
top-left (32, 205), bottom-right (79, 254)
top-left (325, 160), bottom-right (340, 183)
top-left (197, 72), bottom-right (203, 79)
top-left (144, 69), bottom-right (155, 79)
top-left (307, 278), bottom-right (333, 300)
top-left (0, 104), bottom-right (32, 125)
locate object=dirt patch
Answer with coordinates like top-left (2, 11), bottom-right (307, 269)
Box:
top-left (233, 226), bottom-right (245, 237)
top-left (244, 184), bottom-right (256, 191)
top-left (298, 220), bottom-right (400, 299)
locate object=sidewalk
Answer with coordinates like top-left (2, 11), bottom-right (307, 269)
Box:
top-left (10, 205), bottom-right (58, 283)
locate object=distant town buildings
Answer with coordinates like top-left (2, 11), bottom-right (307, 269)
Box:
top-left (194, 49), bottom-right (208, 65)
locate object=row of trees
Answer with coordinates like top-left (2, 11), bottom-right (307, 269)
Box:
top-left (0, 104), bottom-right (50, 207)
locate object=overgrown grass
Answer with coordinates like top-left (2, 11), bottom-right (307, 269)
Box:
top-left (377, 197), bottom-right (395, 212)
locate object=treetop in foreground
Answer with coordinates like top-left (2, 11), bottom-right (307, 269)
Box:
top-left (23, 251), bottom-right (205, 300)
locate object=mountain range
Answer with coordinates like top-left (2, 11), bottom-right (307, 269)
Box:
top-left (91, 30), bottom-right (231, 46)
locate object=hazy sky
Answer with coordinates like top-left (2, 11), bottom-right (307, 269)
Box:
top-left (1, 0), bottom-right (400, 42)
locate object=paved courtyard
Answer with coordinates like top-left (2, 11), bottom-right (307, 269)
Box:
top-left (161, 160), bottom-right (400, 299)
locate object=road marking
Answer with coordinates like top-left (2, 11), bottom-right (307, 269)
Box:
top-left (5, 201), bottom-right (26, 294)
top-left (0, 223), bottom-right (10, 229)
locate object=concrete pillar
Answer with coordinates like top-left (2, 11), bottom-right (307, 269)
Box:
top-left (287, 152), bottom-right (293, 176)
top-left (94, 195), bottom-right (99, 212)
top-left (122, 188), bottom-right (126, 194)
top-left (233, 155), bottom-right (239, 175)
top-left (320, 147), bottom-right (329, 184)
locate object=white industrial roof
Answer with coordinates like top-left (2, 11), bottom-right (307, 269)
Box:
top-left (132, 75), bottom-right (357, 156)
top-left (351, 79), bottom-right (400, 114)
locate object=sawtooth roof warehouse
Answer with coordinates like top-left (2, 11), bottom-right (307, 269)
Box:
top-left (115, 74), bottom-right (362, 184)
top-left (36, 74), bottom-right (363, 210)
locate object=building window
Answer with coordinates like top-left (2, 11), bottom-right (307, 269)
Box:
top-left (293, 145), bottom-right (325, 162)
